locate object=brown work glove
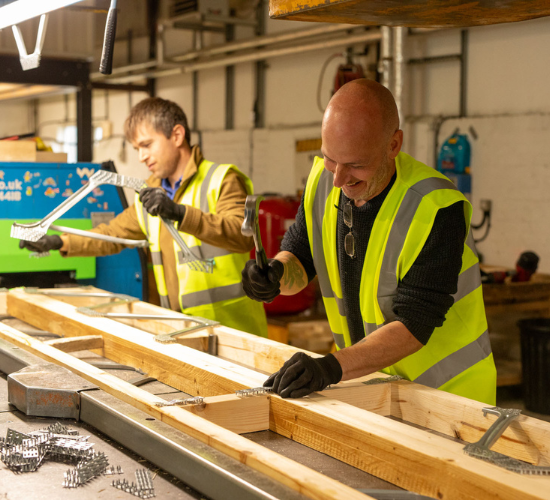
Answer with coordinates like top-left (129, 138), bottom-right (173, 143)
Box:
top-left (19, 235), bottom-right (63, 253)
top-left (264, 352), bottom-right (343, 398)
top-left (241, 258), bottom-right (284, 303)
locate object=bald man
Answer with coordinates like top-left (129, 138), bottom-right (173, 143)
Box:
top-left (241, 79), bottom-right (496, 404)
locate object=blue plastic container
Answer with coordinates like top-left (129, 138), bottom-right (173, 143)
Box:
top-left (437, 133), bottom-right (471, 175)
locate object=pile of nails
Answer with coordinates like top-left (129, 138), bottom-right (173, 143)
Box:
top-left (0, 422), bottom-right (155, 496)
top-left (112, 468), bottom-right (155, 499)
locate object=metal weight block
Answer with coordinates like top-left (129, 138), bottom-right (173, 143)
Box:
top-left (8, 364), bottom-right (97, 420)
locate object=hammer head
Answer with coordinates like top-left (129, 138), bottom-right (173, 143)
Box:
top-left (241, 195), bottom-right (264, 237)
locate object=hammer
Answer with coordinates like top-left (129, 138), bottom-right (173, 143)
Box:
top-left (241, 195), bottom-right (269, 272)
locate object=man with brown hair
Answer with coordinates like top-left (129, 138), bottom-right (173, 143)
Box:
top-left (20, 97), bottom-right (267, 337)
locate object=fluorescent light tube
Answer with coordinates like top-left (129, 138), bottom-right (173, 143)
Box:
top-left (0, 0), bottom-right (85, 30)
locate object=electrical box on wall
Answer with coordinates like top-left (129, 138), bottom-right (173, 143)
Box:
top-left (295, 138), bottom-right (322, 194)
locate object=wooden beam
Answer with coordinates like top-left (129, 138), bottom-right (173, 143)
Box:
top-left (270, 394), bottom-right (550, 500)
top-left (8, 289), bottom-right (550, 500)
top-left (183, 393), bottom-right (269, 433)
top-left (26, 287), bottom-right (316, 373)
top-left (8, 289), bottom-right (265, 397)
top-left (45, 335), bottom-right (104, 352)
top-left (390, 380), bottom-right (550, 467)
top-left (317, 381), bottom-right (391, 416)
top-left (0, 322), bottom-right (371, 500)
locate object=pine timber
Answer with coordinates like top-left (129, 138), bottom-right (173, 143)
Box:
top-left (33, 287), bottom-right (317, 373)
top-left (44, 335), bottom-right (104, 352)
top-left (7, 289), bottom-right (550, 499)
top-left (0, 321), bottom-right (372, 500)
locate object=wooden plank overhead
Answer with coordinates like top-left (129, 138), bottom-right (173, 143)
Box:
top-left (269, 0), bottom-right (550, 27)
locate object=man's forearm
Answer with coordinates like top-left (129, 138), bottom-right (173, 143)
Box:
top-left (333, 321), bottom-right (423, 381)
top-left (274, 251), bottom-right (309, 295)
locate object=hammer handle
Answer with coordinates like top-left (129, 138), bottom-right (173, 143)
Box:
top-left (255, 245), bottom-right (269, 273)
top-left (99, 1), bottom-right (118, 75)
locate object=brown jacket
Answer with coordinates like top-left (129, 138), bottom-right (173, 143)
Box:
top-left (62, 146), bottom-right (254, 310)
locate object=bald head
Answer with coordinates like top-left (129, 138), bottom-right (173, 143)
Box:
top-left (320, 79), bottom-right (403, 205)
top-left (324, 79), bottom-right (399, 141)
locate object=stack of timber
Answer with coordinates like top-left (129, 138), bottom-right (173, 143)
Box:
top-left (1, 287), bottom-right (550, 500)
top-left (483, 272), bottom-right (550, 386)
top-left (287, 319), bottom-right (334, 354)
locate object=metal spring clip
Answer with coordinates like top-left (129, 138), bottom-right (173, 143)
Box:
top-left (154, 396), bottom-right (205, 408)
top-left (235, 387), bottom-right (273, 398)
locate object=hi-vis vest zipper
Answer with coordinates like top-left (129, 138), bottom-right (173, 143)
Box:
top-left (135, 160), bottom-right (267, 338)
top-left (304, 152), bottom-right (496, 404)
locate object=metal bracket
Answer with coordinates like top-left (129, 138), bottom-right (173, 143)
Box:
top-left (11, 170), bottom-right (213, 273)
top-left (12, 14), bottom-right (48, 70)
top-left (31, 224), bottom-right (149, 258)
top-left (463, 406), bottom-right (550, 475)
top-left (154, 396), bottom-right (205, 408)
top-left (235, 387), bottom-right (272, 398)
top-left (23, 287), bottom-right (138, 302)
top-left (361, 375), bottom-right (404, 386)
top-left (75, 297), bottom-right (138, 315)
top-left (154, 317), bottom-right (219, 343)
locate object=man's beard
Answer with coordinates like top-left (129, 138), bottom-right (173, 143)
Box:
top-left (355, 154), bottom-right (392, 202)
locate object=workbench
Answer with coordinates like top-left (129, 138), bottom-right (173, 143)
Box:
top-left (1, 287), bottom-right (549, 500)
top-left (0, 316), bottom-right (400, 500)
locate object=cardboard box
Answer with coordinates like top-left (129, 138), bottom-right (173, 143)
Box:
top-left (0, 141), bottom-right (68, 163)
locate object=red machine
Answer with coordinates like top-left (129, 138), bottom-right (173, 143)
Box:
top-left (254, 195), bottom-right (316, 315)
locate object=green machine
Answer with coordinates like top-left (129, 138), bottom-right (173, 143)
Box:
top-left (0, 161), bottom-right (146, 298)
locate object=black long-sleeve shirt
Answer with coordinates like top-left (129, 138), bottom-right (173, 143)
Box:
top-left (281, 174), bottom-right (466, 345)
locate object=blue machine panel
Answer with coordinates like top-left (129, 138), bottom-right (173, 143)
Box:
top-left (0, 162), bottom-right (144, 299)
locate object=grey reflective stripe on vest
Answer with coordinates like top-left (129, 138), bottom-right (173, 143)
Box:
top-left (151, 251), bottom-right (163, 266)
top-left (159, 296), bottom-right (170, 309)
top-left (178, 244), bottom-right (230, 264)
top-left (453, 261), bottom-right (481, 303)
top-left (363, 322), bottom-right (381, 335)
top-left (312, 169), bottom-right (338, 301)
top-left (180, 282), bottom-right (246, 308)
top-left (142, 206), bottom-right (150, 237)
top-left (377, 177), bottom-right (459, 322)
top-left (333, 333), bottom-right (345, 349)
top-left (465, 229), bottom-right (477, 254)
top-left (413, 330), bottom-right (492, 388)
top-left (199, 163), bottom-right (219, 213)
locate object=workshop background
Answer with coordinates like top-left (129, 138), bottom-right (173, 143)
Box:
top-left (1, 0), bottom-right (550, 389)
top-left (0, 0), bottom-right (549, 271)
top-left (2, 1), bottom-right (550, 499)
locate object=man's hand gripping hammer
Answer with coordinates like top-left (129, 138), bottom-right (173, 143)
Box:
top-left (241, 195), bottom-right (268, 273)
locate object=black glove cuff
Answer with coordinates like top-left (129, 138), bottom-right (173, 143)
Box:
top-left (318, 353), bottom-right (343, 385)
top-left (175, 204), bottom-right (186, 224)
top-left (51, 235), bottom-right (63, 250)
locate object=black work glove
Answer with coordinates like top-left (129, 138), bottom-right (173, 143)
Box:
top-left (19, 235), bottom-right (63, 253)
top-left (139, 187), bottom-right (186, 223)
top-left (263, 352), bottom-right (343, 398)
top-left (241, 259), bottom-right (285, 303)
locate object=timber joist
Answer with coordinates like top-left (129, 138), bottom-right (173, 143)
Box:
top-left (2, 287), bottom-right (550, 500)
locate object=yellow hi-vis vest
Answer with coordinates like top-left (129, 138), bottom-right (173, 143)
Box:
top-left (135, 160), bottom-right (267, 337)
top-left (304, 152), bottom-right (496, 404)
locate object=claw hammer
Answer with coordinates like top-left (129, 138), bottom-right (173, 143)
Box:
top-left (241, 195), bottom-right (268, 272)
